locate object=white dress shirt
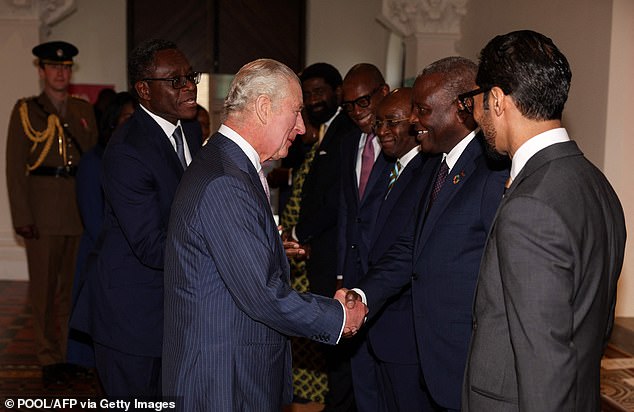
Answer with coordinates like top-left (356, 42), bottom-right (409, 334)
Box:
top-left (140, 104), bottom-right (192, 165)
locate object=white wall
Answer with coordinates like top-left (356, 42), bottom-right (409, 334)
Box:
top-left (306, 0), bottom-right (390, 79)
top-left (47, 0), bottom-right (127, 91)
top-left (605, 0), bottom-right (634, 316)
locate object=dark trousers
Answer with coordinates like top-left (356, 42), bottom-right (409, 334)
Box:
top-left (322, 341), bottom-right (356, 412)
top-left (94, 342), bottom-right (161, 400)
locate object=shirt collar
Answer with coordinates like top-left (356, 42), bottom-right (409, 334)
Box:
top-left (511, 128), bottom-right (570, 180)
top-left (397, 145), bottom-right (421, 169)
top-left (443, 129), bottom-right (478, 172)
top-left (140, 104), bottom-right (181, 138)
top-left (218, 124), bottom-right (261, 172)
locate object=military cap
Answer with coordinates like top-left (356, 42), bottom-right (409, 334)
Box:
top-left (32, 41), bottom-right (78, 65)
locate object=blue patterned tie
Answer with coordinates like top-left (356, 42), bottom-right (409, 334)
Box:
top-left (387, 160), bottom-right (401, 194)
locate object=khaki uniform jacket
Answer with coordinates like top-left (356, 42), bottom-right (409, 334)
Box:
top-left (6, 92), bottom-right (98, 235)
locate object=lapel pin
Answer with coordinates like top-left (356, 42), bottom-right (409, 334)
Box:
top-left (453, 171), bottom-right (465, 184)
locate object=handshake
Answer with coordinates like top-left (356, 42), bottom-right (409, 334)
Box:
top-left (334, 288), bottom-right (367, 338)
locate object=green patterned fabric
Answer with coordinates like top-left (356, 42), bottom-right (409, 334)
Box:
top-left (279, 142), bottom-right (328, 402)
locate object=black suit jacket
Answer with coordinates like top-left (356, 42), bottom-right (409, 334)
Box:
top-left (338, 130), bottom-right (393, 289)
top-left (295, 111), bottom-right (356, 296)
top-left (71, 108), bottom-right (202, 357)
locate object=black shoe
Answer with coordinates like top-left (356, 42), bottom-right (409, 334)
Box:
top-left (42, 363), bottom-right (69, 387)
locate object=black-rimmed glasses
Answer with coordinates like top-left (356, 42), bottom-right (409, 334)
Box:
top-left (457, 87), bottom-right (491, 114)
top-left (143, 72), bottom-right (202, 89)
top-left (373, 117), bottom-right (410, 131)
top-left (341, 86), bottom-right (382, 112)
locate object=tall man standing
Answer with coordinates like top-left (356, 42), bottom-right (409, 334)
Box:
top-left (462, 30), bottom-right (626, 412)
top-left (337, 63), bottom-right (390, 412)
top-left (6, 41), bottom-right (97, 386)
top-left (70, 39), bottom-right (202, 398)
top-left (162, 58), bottom-right (368, 411)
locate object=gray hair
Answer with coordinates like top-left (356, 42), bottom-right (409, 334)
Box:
top-left (420, 56), bottom-right (477, 104)
top-left (223, 58), bottom-right (299, 120)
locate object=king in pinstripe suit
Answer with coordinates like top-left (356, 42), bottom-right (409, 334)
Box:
top-left (162, 59), bottom-right (368, 411)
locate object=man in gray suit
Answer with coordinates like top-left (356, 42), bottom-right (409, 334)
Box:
top-left (162, 58), bottom-right (368, 411)
top-left (461, 30), bottom-right (626, 411)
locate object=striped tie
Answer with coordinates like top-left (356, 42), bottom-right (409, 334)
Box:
top-left (387, 160), bottom-right (401, 194)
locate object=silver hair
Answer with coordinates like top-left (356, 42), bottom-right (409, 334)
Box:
top-left (223, 58), bottom-right (299, 120)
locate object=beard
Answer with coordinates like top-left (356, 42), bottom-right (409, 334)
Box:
top-left (478, 111), bottom-right (509, 166)
top-left (306, 102), bottom-right (337, 125)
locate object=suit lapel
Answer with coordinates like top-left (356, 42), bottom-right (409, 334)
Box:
top-left (361, 153), bottom-right (391, 205)
top-left (415, 137), bottom-right (483, 256)
top-left (371, 153), bottom-right (422, 247)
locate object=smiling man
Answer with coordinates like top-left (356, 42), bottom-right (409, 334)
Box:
top-left (161, 58), bottom-right (368, 411)
top-left (70, 39), bottom-right (202, 399)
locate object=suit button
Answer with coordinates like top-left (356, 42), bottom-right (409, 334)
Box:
top-left (351, 244), bottom-right (357, 249)
top-left (472, 319), bottom-right (478, 330)
top-left (356, 217), bottom-right (362, 223)
top-left (411, 272), bottom-right (418, 280)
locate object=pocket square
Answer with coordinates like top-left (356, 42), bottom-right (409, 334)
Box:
top-left (319, 150), bottom-right (327, 155)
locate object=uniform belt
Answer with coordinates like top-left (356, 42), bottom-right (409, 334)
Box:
top-left (29, 166), bottom-right (78, 177)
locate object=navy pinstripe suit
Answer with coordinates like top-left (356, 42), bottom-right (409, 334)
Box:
top-left (162, 133), bottom-right (345, 411)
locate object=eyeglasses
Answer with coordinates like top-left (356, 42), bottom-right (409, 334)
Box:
top-left (341, 86), bottom-right (382, 112)
top-left (457, 87), bottom-right (491, 114)
top-left (142, 72), bottom-right (201, 89)
top-left (373, 117), bottom-right (410, 130)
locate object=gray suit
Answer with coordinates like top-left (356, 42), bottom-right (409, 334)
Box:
top-left (463, 140), bottom-right (626, 411)
top-left (162, 133), bottom-right (344, 411)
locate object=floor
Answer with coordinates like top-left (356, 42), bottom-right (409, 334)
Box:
top-left (0, 280), bottom-right (632, 411)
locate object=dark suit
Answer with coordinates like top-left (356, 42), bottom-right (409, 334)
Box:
top-left (162, 132), bottom-right (345, 411)
top-left (70, 108), bottom-right (201, 397)
top-left (357, 134), bottom-right (508, 410)
top-left (337, 131), bottom-right (392, 412)
top-left (295, 111), bottom-right (356, 297)
top-left (463, 140), bottom-right (626, 412)
top-left (365, 151), bottom-right (436, 411)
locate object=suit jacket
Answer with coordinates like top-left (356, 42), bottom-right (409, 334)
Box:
top-left (70, 107), bottom-right (201, 357)
top-left (162, 133), bottom-right (345, 411)
top-left (6, 93), bottom-right (98, 234)
top-left (357, 134), bottom-right (508, 409)
top-left (296, 111), bottom-right (357, 296)
top-left (463, 140), bottom-right (626, 412)
top-left (365, 151), bottom-right (436, 364)
top-left (338, 130), bottom-right (393, 289)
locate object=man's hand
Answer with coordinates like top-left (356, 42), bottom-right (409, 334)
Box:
top-left (15, 224), bottom-right (39, 240)
top-left (279, 225), bottom-right (308, 259)
top-left (335, 288), bottom-right (367, 338)
top-left (283, 240), bottom-right (306, 259)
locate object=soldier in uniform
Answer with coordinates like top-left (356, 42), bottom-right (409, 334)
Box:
top-left (5, 41), bottom-right (98, 386)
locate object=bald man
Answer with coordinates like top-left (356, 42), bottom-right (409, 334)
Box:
top-left (365, 88), bottom-right (438, 410)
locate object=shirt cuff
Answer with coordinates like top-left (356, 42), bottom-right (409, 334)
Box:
top-left (336, 300), bottom-right (346, 344)
top-left (352, 288), bottom-right (367, 305)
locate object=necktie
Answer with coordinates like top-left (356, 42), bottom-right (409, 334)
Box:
top-left (318, 123), bottom-right (326, 144)
top-left (258, 168), bottom-right (271, 204)
top-left (429, 159), bottom-right (449, 207)
top-left (387, 160), bottom-right (402, 194)
top-left (358, 133), bottom-right (376, 199)
top-left (172, 126), bottom-right (187, 169)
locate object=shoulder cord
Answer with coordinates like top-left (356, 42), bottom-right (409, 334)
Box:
top-left (18, 99), bottom-right (67, 171)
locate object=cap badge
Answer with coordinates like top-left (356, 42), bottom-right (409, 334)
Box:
top-left (56, 49), bottom-right (63, 57)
